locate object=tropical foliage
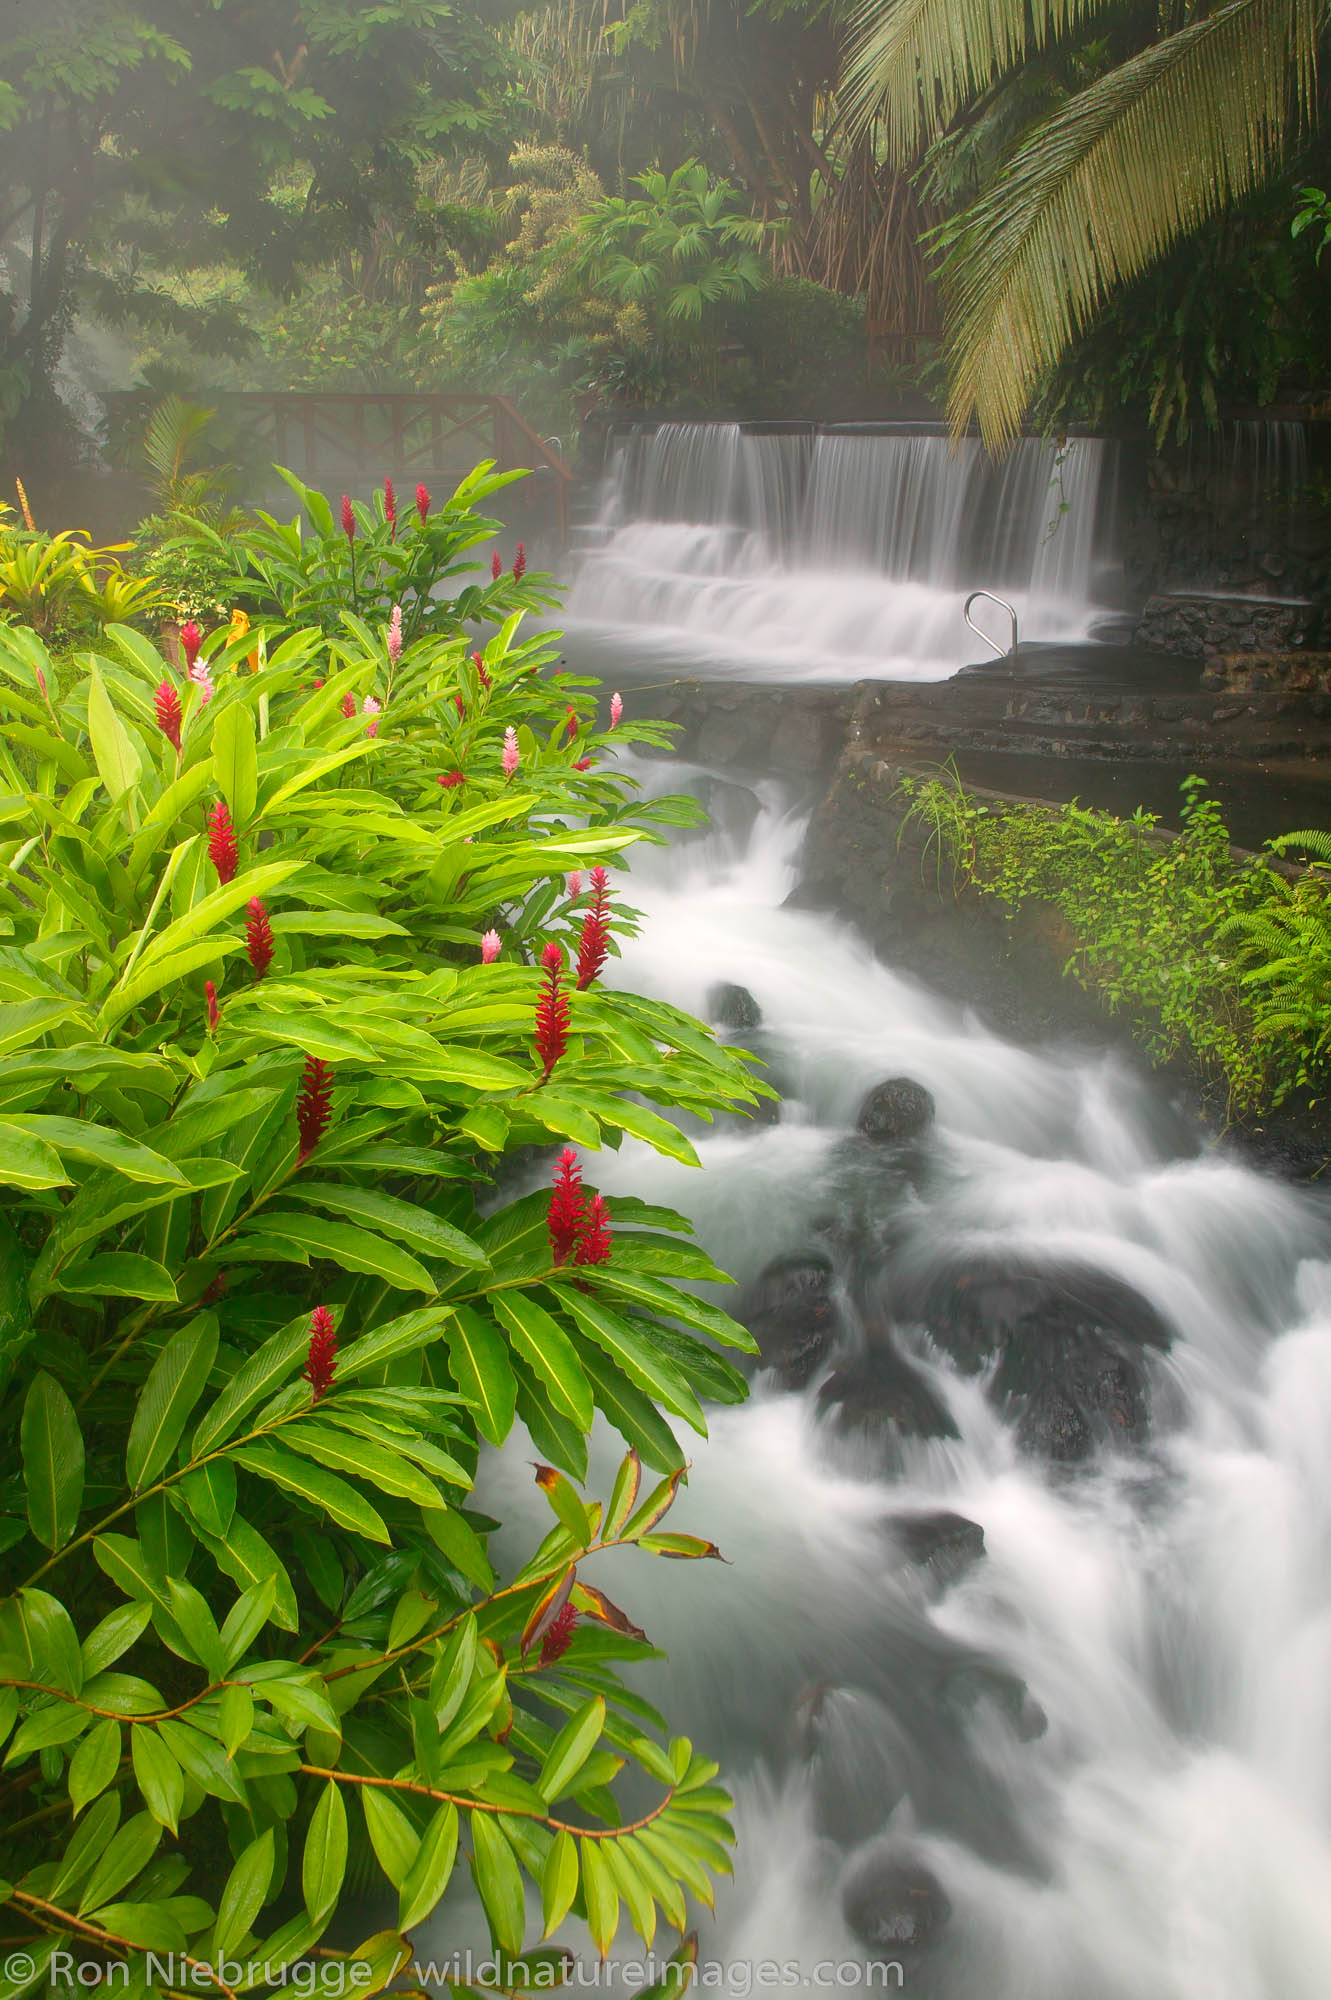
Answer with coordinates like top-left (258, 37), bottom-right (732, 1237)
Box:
top-left (843, 0), bottom-right (1322, 442)
top-left (897, 768), bottom-right (1331, 1113)
top-left (0, 466), bottom-right (771, 1990)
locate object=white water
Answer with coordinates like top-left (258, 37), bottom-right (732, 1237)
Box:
top-left (566, 424), bottom-right (1122, 682)
top-left (472, 769), bottom-right (1331, 1998)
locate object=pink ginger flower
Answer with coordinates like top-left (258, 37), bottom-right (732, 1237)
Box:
top-left (481, 929), bottom-right (501, 964)
top-left (610, 690), bottom-right (623, 727)
top-left (387, 604), bottom-right (403, 665)
top-left (502, 726), bottom-right (520, 781)
top-left (567, 871), bottom-right (583, 900)
top-left (189, 658), bottom-right (214, 707)
top-left (363, 694), bottom-right (382, 739)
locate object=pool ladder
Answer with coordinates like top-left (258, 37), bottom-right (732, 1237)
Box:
top-left (964, 588), bottom-right (1019, 660)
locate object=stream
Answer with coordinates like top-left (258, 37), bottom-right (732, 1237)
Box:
top-left (459, 424), bottom-right (1331, 1997)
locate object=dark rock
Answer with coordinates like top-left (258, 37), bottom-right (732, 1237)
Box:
top-left (800, 1687), bottom-right (908, 1847)
top-left (934, 1662), bottom-right (1047, 1742)
top-left (819, 1347), bottom-right (959, 1444)
top-left (707, 982), bottom-right (762, 1031)
top-left (841, 1852), bottom-right (951, 1957)
top-left (891, 1511), bottom-right (986, 1583)
top-left (856, 1077), bottom-right (936, 1144)
top-left (742, 1253), bottom-right (841, 1387)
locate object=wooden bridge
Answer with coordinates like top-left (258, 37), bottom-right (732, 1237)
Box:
top-left (111, 391), bottom-right (575, 542)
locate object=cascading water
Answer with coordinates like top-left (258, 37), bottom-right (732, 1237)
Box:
top-left (566, 424), bottom-right (1122, 681)
top-left (452, 761), bottom-right (1331, 2000)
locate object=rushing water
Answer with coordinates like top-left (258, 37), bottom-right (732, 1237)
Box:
top-left (566, 425), bottom-right (1123, 682)
top-left (465, 768), bottom-right (1331, 2000)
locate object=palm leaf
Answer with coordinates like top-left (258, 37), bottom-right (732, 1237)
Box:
top-left (939, 0), bottom-right (1317, 447)
top-left (842, 0), bottom-right (1118, 159)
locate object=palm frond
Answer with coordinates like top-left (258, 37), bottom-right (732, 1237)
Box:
top-left (939, 0), bottom-right (1316, 447)
top-left (841, 0), bottom-right (1117, 160)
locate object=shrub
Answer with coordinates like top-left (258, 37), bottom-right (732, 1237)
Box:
top-left (896, 768), bottom-right (1331, 1114)
top-left (0, 474), bottom-right (771, 1992)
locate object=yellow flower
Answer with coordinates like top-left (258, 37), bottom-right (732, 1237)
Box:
top-left (230, 606), bottom-right (259, 673)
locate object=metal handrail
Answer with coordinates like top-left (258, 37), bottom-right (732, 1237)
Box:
top-left (964, 588), bottom-right (1019, 659)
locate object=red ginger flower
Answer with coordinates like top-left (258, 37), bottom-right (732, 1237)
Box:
top-left (208, 800), bottom-right (238, 885)
top-left (155, 679), bottom-right (182, 752)
top-left (513, 542), bottom-right (527, 582)
top-left (539, 1599), bottom-right (579, 1666)
top-left (574, 1192), bottom-right (612, 1268)
top-left (576, 866), bottom-right (612, 991)
top-left (438, 770), bottom-right (465, 789)
top-left (245, 897), bottom-right (274, 979)
top-left (534, 940), bottom-right (569, 1082)
top-left (295, 1055), bottom-right (334, 1162)
top-left (181, 619), bottom-right (202, 670)
top-left (384, 476), bottom-right (397, 535)
top-left (204, 980), bottom-right (220, 1033)
top-left (473, 651), bottom-right (490, 690)
top-left (340, 493), bottom-right (356, 542)
top-left (548, 1148), bottom-right (586, 1263)
top-left (340, 692), bottom-right (356, 719)
top-left (566, 706), bottom-right (578, 742)
top-left (416, 482), bottom-right (430, 523)
top-left (303, 1305), bottom-right (337, 1402)
top-left (491, 551), bottom-right (503, 582)
top-left (574, 758), bottom-right (592, 772)
top-left (454, 694), bottom-right (466, 720)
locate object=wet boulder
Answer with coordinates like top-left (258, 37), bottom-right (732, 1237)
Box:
top-left (856, 1077), bottom-right (936, 1144)
top-left (799, 1686), bottom-right (908, 1847)
top-left (707, 981), bottom-right (762, 1032)
top-left (890, 1511), bottom-right (986, 1585)
top-left (742, 1253), bottom-right (841, 1387)
top-left (691, 776), bottom-right (762, 850)
top-left (819, 1346), bottom-right (959, 1446)
top-left (934, 1661), bottom-right (1047, 1742)
top-left (841, 1851), bottom-right (951, 1958)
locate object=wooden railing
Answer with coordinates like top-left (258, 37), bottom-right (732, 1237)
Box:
top-left (110, 391), bottom-right (575, 542)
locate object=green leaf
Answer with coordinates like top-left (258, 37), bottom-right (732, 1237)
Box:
top-left (231, 1443), bottom-right (390, 1542)
top-left (179, 1458), bottom-right (236, 1538)
top-left (85, 1901), bottom-right (187, 1953)
top-left (21, 1373), bottom-right (85, 1551)
top-left (165, 1578), bottom-right (227, 1681)
top-left (219, 1683), bottom-right (256, 1759)
top-left (9, 1116), bottom-right (184, 1186)
top-left (295, 1183), bottom-right (488, 1267)
top-left (541, 1828), bottom-right (580, 1938)
top-left (493, 1294), bottom-right (593, 1430)
top-left (130, 1725), bottom-right (184, 1833)
top-left (397, 1799), bottom-right (459, 1932)
top-left (243, 1213), bottom-right (434, 1293)
top-left (126, 1313), bottom-right (220, 1490)
top-left (580, 1838), bottom-right (620, 1955)
top-left (213, 700), bottom-right (258, 828)
top-left (470, 1810), bottom-right (526, 1958)
top-left (421, 1505), bottom-right (495, 1592)
top-left (192, 1318), bottom-right (308, 1455)
top-left (86, 660), bottom-right (142, 800)
top-left (279, 1423), bottom-right (442, 1507)
top-left (214, 1827), bottom-right (275, 1956)
top-left (361, 1787), bottom-right (420, 1891)
top-left (189, 1514), bottom-right (299, 1633)
top-left (61, 1253), bottom-right (178, 1302)
top-left (303, 1779), bottom-right (348, 1920)
top-left (77, 1809), bottom-right (161, 1914)
top-left (68, 1719), bottom-right (122, 1814)
top-left (0, 1120), bottom-right (70, 1190)
top-left (554, 1288), bottom-right (706, 1434)
top-left (81, 1600), bottom-right (153, 1678)
top-left (445, 1306), bottom-right (517, 1447)
top-left (538, 1696), bottom-right (605, 1804)
top-left (576, 1347), bottom-right (686, 1477)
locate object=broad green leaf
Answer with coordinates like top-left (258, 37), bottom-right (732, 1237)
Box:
top-left (444, 1306), bottom-right (517, 1447)
top-left (77, 1809), bottom-right (161, 1914)
top-left (303, 1779), bottom-right (348, 1920)
top-left (492, 1294), bottom-right (593, 1429)
top-left (0, 1120), bottom-right (70, 1190)
top-left (554, 1289), bottom-right (706, 1435)
top-left (541, 1828), bottom-right (580, 1938)
top-left (294, 1183), bottom-right (488, 1267)
top-left (214, 1827), bottom-right (275, 1956)
top-left (21, 1373), bottom-right (85, 1550)
top-left (187, 1514), bottom-right (299, 1633)
top-left (191, 1318), bottom-right (308, 1455)
top-left (61, 1253), bottom-right (178, 1302)
top-left (240, 1213), bottom-right (433, 1293)
top-left (126, 1313), bottom-right (220, 1490)
top-left (68, 1719), bottom-right (122, 1814)
top-left (80, 1600), bottom-right (153, 1678)
top-left (397, 1800), bottom-right (458, 1932)
top-left (470, 1810), bottom-right (526, 1959)
top-left (575, 1347), bottom-right (685, 1477)
top-left (179, 1458), bottom-right (236, 1538)
top-left (219, 1683), bottom-right (256, 1759)
top-left (538, 1696), bottom-right (605, 1804)
top-left (279, 1423), bottom-right (442, 1508)
top-left (231, 1443), bottom-right (391, 1542)
top-left (580, 1838), bottom-right (620, 1955)
top-left (9, 1116), bottom-right (184, 1186)
top-left (213, 700), bottom-right (258, 828)
top-left (361, 1787), bottom-right (420, 1890)
top-left (86, 659), bottom-right (142, 800)
top-left (130, 1726), bottom-right (184, 1832)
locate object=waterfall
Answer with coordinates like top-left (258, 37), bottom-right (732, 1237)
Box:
top-left (568, 422), bottom-right (1121, 681)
